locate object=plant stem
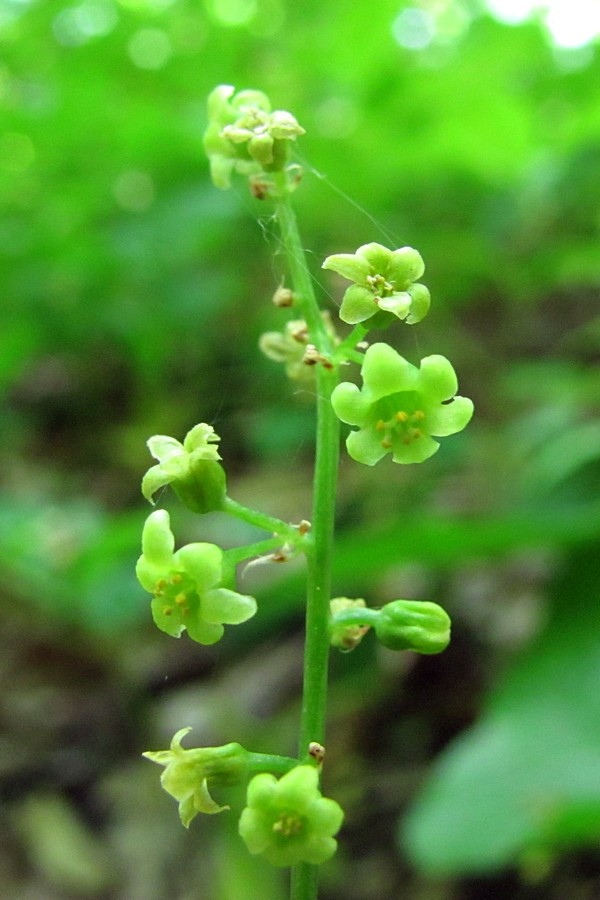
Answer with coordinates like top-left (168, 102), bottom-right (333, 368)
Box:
top-left (273, 176), bottom-right (341, 900)
top-left (223, 496), bottom-right (302, 543)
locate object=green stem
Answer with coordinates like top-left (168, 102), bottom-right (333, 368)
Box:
top-left (273, 181), bottom-right (341, 900)
top-left (246, 752), bottom-right (299, 776)
top-left (223, 496), bottom-right (302, 543)
top-left (223, 536), bottom-right (288, 568)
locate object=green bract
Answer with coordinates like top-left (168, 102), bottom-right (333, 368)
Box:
top-left (322, 241), bottom-right (430, 325)
top-left (141, 423), bottom-right (226, 514)
top-left (204, 85), bottom-right (305, 190)
top-left (143, 728), bottom-right (250, 826)
top-left (374, 600), bottom-right (451, 654)
top-left (238, 766), bottom-right (344, 868)
top-left (331, 343), bottom-right (473, 465)
top-left (136, 510), bottom-right (257, 644)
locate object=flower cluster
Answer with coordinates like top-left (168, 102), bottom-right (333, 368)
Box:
top-left (136, 510), bottom-right (257, 645)
top-left (204, 85), bottom-right (305, 190)
top-left (332, 343), bottom-right (473, 465)
top-left (323, 242), bottom-right (430, 325)
top-left (239, 766), bottom-right (344, 867)
top-left (143, 728), bottom-right (250, 826)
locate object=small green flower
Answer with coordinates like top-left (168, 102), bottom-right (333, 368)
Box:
top-left (141, 423), bottom-right (226, 514)
top-left (239, 766), bottom-right (344, 868)
top-left (136, 510), bottom-right (257, 644)
top-left (204, 85), bottom-right (305, 190)
top-left (143, 728), bottom-right (250, 826)
top-left (322, 241), bottom-right (430, 325)
top-left (331, 343), bottom-right (473, 465)
top-left (259, 313), bottom-right (339, 382)
top-left (374, 600), bottom-right (451, 654)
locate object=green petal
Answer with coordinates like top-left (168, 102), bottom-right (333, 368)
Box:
top-left (391, 434), bottom-right (439, 464)
top-left (246, 772), bottom-right (277, 808)
top-left (361, 343), bottom-right (417, 401)
top-left (175, 543), bottom-right (222, 591)
top-left (276, 766), bottom-right (319, 813)
top-left (202, 588), bottom-right (257, 625)
top-left (183, 423), bottom-right (221, 457)
top-left (147, 435), bottom-right (185, 462)
top-left (151, 595), bottom-right (185, 638)
top-left (301, 834), bottom-right (339, 865)
top-left (331, 382), bottom-right (371, 426)
top-left (231, 89), bottom-right (271, 113)
top-left (405, 283), bottom-right (431, 324)
top-left (308, 797), bottom-right (345, 835)
top-left (135, 555), bottom-right (164, 593)
top-left (185, 614), bottom-right (224, 645)
top-left (346, 428), bottom-right (389, 466)
top-left (387, 246), bottom-right (425, 288)
top-left (209, 155), bottom-right (235, 190)
top-left (339, 284), bottom-right (378, 324)
top-left (377, 292), bottom-right (412, 319)
top-left (355, 242), bottom-right (391, 274)
top-left (239, 807), bottom-right (271, 853)
top-left (418, 354), bottom-right (458, 401)
top-left (427, 395), bottom-right (474, 436)
top-left (141, 464), bottom-right (174, 505)
top-left (322, 253), bottom-right (370, 284)
top-left (141, 510), bottom-right (175, 566)
top-left (193, 779), bottom-right (229, 816)
top-left (207, 84), bottom-right (235, 122)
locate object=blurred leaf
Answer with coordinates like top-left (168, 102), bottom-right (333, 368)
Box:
top-left (401, 544), bottom-right (600, 874)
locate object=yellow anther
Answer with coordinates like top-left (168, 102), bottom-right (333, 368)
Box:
top-left (412, 428), bottom-right (422, 439)
top-left (156, 579), bottom-right (167, 589)
top-left (412, 410), bottom-right (425, 421)
top-left (376, 419), bottom-right (386, 431)
top-left (381, 439), bottom-right (392, 449)
top-left (163, 606), bottom-right (173, 616)
top-left (175, 593), bottom-right (187, 606)
top-left (170, 574), bottom-right (183, 585)
top-left (395, 411), bottom-right (408, 423)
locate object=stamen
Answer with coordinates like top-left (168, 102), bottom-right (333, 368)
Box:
top-left (412, 410), bottom-right (425, 421)
top-left (381, 439), bottom-right (392, 449)
top-left (412, 428), bottom-right (422, 439)
top-left (376, 419), bottom-right (386, 431)
top-left (175, 593), bottom-right (187, 606)
top-left (171, 575), bottom-right (183, 585)
top-left (395, 411), bottom-right (408, 423)
top-left (163, 606), bottom-right (173, 616)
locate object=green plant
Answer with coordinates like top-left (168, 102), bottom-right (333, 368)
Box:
top-left (139, 85), bottom-right (473, 900)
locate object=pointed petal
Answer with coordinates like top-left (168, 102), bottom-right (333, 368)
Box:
top-left (183, 423), bottom-right (221, 457)
top-left (194, 779), bottom-right (229, 816)
top-left (141, 464), bottom-right (174, 504)
top-left (428, 396), bottom-right (474, 436)
top-left (202, 588), bottom-right (257, 625)
top-left (339, 285), bottom-right (378, 324)
top-left (361, 343), bottom-right (417, 401)
top-left (322, 253), bottom-right (370, 284)
top-left (346, 428), bottom-right (389, 466)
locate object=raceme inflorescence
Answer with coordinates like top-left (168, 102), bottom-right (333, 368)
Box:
top-left (138, 84), bottom-right (473, 900)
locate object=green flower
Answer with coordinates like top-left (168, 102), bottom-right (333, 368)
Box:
top-left (374, 600), bottom-right (451, 654)
top-left (204, 85), bottom-right (305, 190)
top-left (141, 423), bottom-right (226, 514)
top-left (322, 241), bottom-right (429, 325)
top-left (331, 343), bottom-right (473, 465)
top-left (238, 766), bottom-right (344, 868)
top-left (143, 728), bottom-right (250, 826)
top-left (136, 510), bottom-right (257, 644)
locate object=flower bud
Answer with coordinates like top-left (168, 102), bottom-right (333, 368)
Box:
top-left (374, 599), bottom-right (451, 654)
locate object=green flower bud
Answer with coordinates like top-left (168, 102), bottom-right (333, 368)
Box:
top-left (238, 766), bottom-right (344, 868)
top-left (204, 84), bottom-right (305, 191)
top-left (259, 313), bottom-right (339, 382)
top-left (136, 510), bottom-right (257, 645)
top-left (322, 242), bottom-right (428, 325)
top-left (143, 728), bottom-right (251, 826)
top-left (141, 423), bottom-right (226, 514)
top-left (331, 343), bottom-right (473, 465)
top-left (374, 600), bottom-right (451, 654)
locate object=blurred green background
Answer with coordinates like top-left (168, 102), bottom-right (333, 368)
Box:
top-left (2, 0), bottom-right (600, 897)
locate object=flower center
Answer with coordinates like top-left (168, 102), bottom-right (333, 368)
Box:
top-left (373, 391), bottom-right (426, 449)
top-left (272, 812), bottom-right (305, 838)
top-left (153, 573), bottom-right (195, 618)
top-left (367, 273), bottom-right (394, 297)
